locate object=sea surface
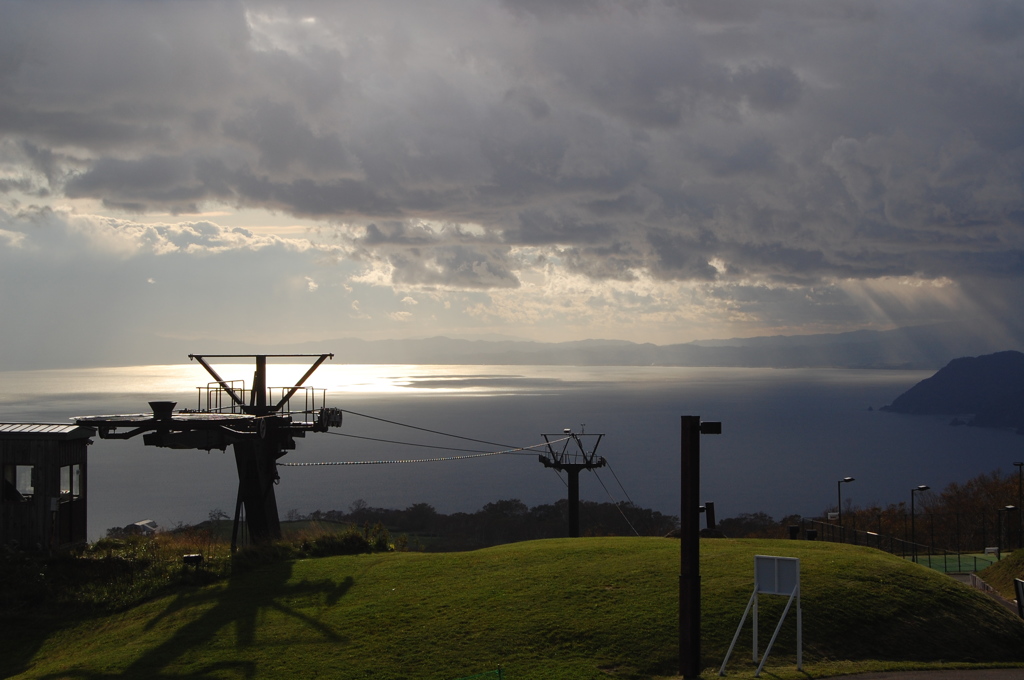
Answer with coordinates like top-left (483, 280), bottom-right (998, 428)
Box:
top-left (2, 362), bottom-right (1021, 541)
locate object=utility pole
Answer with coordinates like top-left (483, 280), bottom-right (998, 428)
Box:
top-left (1015, 462), bottom-right (1023, 550)
top-left (680, 415), bottom-right (721, 680)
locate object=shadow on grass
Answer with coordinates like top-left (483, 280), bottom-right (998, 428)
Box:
top-left (29, 559), bottom-right (353, 679)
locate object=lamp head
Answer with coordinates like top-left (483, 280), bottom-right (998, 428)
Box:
top-left (915, 485), bottom-right (930, 492)
top-left (841, 476), bottom-right (855, 483)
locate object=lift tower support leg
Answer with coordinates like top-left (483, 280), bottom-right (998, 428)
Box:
top-left (232, 439), bottom-right (282, 544)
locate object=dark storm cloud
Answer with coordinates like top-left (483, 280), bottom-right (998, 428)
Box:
top-left (507, 209), bottom-right (618, 245)
top-left (731, 66), bottom-right (803, 113)
top-left (64, 155), bottom-right (209, 212)
top-left (234, 173), bottom-right (399, 217)
top-left (222, 100), bottom-right (358, 175)
top-left (2, 0), bottom-right (1024, 326)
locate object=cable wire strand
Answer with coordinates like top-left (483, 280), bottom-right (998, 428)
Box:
top-left (606, 461), bottom-right (638, 508)
top-left (324, 430), bottom-right (516, 455)
top-left (592, 469), bottom-right (641, 536)
top-left (341, 408), bottom-right (515, 449)
top-left (278, 439), bottom-right (564, 467)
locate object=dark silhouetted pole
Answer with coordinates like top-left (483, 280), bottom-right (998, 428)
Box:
top-left (837, 476), bottom-right (854, 541)
top-left (679, 416), bottom-right (720, 680)
top-left (566, 467), bottom-right (581, 538)
top-left (911, 485), bottom-right (929, 562)
top-left (998, 505), bottom-right (1018, 560)
top-left (1015, 462), bottom-right (1023, 550)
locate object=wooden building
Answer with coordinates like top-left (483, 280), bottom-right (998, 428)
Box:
top-left (1, 423), bottom-right (94, 550)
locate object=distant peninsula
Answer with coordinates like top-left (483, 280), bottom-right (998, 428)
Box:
top-left (881, 350), bottom-right (1024, 433)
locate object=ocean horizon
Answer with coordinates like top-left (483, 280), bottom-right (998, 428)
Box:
top-left (3, 362), bottom-right (1021, 541)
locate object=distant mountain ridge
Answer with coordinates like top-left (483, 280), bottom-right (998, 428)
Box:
top-left (214, 322), bottom-right (1020, 370)
top-left (5, 321), bottom-right (1020, 371)
top-left (881, 350), bottom-right (1024, 433)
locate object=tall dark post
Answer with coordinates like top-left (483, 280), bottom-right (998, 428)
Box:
top-left (253, 354), bottom-right (268, 413)
top-left (911, 490), bottom-right (917, 562)
top-left (837, 476), bottom-right (854, 538)
top-left (1015, 462), bottom-right (1023, 550)
top-left (911, 484), bottom-right (929, 563)
top-left (680, 416), bottom-right (701, 679)
top-left (998, 505), bottom-right (1018, 560)
top-left (679, 416), bottom-right (720, 680)
top-left (567, 468), bottom-right (581, 538)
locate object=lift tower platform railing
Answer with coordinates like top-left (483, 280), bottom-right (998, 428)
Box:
top-left (75, 354), bottom-right (342, 550)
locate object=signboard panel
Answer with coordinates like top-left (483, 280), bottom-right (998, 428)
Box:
top-left (755, 555), bottom-right (799, 596)
top-left (722, 556), bottom-right (802, 676)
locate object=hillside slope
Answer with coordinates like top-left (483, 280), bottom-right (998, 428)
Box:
top-left (5, 538), bottom-right (1024, 679)
top-left (881, 350), bottom-right (1024, 431)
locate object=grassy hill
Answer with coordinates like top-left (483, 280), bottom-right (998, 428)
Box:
top-left (979, 549), bottom-right (1024, 600)
top-left (4, 538), bottom-right (1024, 679)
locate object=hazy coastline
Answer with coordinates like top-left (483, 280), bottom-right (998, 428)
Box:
top-left (4, 362), bottom-right (1022, 541)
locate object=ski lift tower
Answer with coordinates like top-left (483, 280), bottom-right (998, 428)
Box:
top-left (538, 429), bottom-right (606, 537)
top-left (75, 354), bottom-right (342, 549)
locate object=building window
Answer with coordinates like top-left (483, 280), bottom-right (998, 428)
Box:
top-left (59, 464), bottom-right (82, 501)
top-left (3, 464), bottom-right (34, 502)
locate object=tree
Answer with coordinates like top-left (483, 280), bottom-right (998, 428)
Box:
top-left (402, 503), bottom-right (438, 532)
top-left (718, 512), bottom-right (782, 538)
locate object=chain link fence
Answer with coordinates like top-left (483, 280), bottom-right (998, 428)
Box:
top-left (797, 516), bottom-right (1003, 572)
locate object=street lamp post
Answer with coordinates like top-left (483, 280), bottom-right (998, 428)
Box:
top-left (910, 485), bottom-right (930, 563)
top-left (837, 477), bottom-right (855, 525)
top-left (1014, 462), bottom-right (1023, 550)
top-left (998, 505), bottom-right (1018, 560)
top-left (679, 416), bottom-right (721, 680)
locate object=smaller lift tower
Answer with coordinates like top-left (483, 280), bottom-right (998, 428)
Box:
top-left (538, 429), bottom-right (606, 537)
top-left (76, 354), bottom-right (342, 550)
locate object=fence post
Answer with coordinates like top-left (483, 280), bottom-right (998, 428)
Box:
top-left (982, 513), bottom-right (987, 552)
top-left (930, 513), bottom-right (935, 555)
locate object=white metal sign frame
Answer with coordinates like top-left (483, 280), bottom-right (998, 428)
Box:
top-left (719, 555), bottom-right (802, 677)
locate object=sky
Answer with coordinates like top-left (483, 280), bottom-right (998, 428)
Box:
top-left (3, 0), bottom-right (1024, 365)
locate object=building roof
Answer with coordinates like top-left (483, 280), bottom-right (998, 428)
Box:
top-left (0, 423), bottom-right (95, 440)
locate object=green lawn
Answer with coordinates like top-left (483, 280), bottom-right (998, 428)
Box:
top-left (3, 538), bottom-right (1024, 679)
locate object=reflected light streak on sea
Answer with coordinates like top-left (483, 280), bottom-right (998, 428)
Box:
top-left (2, 363), bottom-right (1021, 541)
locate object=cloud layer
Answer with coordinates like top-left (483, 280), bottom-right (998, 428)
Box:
top-left (2, 0), bottom-right (1024, 361)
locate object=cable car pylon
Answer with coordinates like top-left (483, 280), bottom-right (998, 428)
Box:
top-left (75, 354), bottom-right (342, 551)
top-left (538, 428), bottom-right (606, 537)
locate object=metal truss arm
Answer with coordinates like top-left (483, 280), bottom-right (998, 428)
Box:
top-left (189, 354), bottom-right (246, 408)
top-left (274, 353), bottom-right (334, 410)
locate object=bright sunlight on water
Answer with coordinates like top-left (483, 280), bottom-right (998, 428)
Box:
top-left (3, 361), bottom-right (1021, 540)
